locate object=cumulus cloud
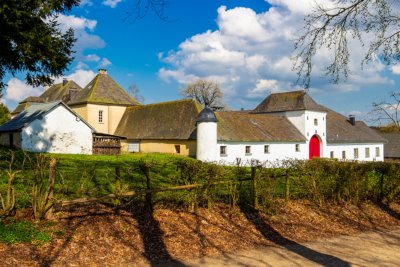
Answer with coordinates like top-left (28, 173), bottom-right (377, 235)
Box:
top-left (99, 58), bottom-right (112, 67)
top-left (80, 0), bottom-right (93, 7)
top-left (54, 69), bottom-right (97, 88)
top-left (56, 14), bottom-right (106, 57)
top-left (102, 0), bottom-right (123, 8)
top-left (5, 78), bottom-right (44, 102)
top-left (391, 65), bottom-right (400, 75)
top-left (158, 1), bottom-right (392, 108)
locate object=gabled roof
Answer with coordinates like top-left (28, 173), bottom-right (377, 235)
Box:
top-left (40, 80), bottom-right (83, 103)
top-left (216, 111), bottom-right (306, 142)
top-left (326, 109), bottom-right (387, 143)
top-left (374, 132), bottom-right (400, 158)
top-left (114, 99), bottom-right (202, 140)
top-left (68, 71), bottom-right (139, 106)
top-left (252, 90), bottom-right (324, 113)
top-left (10, 96), bottom-right (46, 116)
top-left (0, 101), bottom-right (94, 132)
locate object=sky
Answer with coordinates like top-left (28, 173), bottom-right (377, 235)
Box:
top-left (3, 0), bottom-right (400, 124)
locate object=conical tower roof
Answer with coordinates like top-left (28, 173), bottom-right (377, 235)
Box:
top-left (68, 69), bottom-right (140, 106)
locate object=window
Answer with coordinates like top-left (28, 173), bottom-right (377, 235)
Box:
top-left (375, 147), bottom-right (380, 157)
top-left (264, 145), bottom-right (270, 154)
top-left (245, 146), bottom-right (251, 155)
top-left (174, 145), bottom-right (181, 154)
top-left (295, 144), bottom-right (300, 152)
top-left (220, 146), bottom-right (227, 156)
top-left (9, 134), bottom-right (13, 147)
top-left (314, 118), bottom-right (318, 126)
top-left (342, 151), bottom-right (346, 159)
top-left (98, 110), bottom-right (103, 123)
top-left (365, 147), bottom-right (370, 158)
top-left (330, 151), bottom-right (334, 158)
top-left (354, 148), bottom-right (359, 159)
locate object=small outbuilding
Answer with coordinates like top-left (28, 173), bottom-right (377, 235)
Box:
top-left (0, 101), bottom-right (94, 154)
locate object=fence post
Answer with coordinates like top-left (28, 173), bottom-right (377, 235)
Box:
top-left (144, 164), bottom-right (152, 212)
top-left (285, 170), bottom-right (290, 203)
top-left (114, 166), bottom-right (121, 214)
top-left (251, 165), bottom-right (258, 209)
top-left (45, 157), bottom-right (56, 219)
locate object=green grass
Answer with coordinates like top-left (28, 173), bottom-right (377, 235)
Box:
top-left (0, 220), bottom-right (51, 245)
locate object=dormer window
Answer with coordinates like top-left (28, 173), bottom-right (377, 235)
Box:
top-left (314, 118), bottom-right (318, 126)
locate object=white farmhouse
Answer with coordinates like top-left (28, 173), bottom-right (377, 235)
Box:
top-left (0, 101), bottom-right (94, 154)
top-left (115, 90), bottom-right (386, 164)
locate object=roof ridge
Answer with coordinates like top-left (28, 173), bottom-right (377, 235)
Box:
top-left (126, 99), bottom-right (196, 109)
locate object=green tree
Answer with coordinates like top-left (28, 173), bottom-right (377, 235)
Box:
top-left (294, 0), bottom-right (400, 88)
top-left (0, 0), bottom-right (80, 95)
top-left (0, 103), bottom-right (10, 125)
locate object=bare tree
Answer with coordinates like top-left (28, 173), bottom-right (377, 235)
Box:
top-left (128, 84), bottom-right (145, 103)
top-left (368, 91), bottom-right (400, 129)
top-left (124, 0), bottom-right (172, 23)
top-left (294, 0), bottom-right (400, 88)
top-left (181, 79), bottom-right (225, 110)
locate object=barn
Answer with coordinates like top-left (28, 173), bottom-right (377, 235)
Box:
top-left (0, 101), bottom-right (94, 154)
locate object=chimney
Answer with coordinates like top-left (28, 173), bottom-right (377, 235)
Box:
top-left (62, 78), bottom-right (68, 86)
top-left (98, 69), bottom-right (107, 75)
top-left (349, 115), bottom-right (356, 125)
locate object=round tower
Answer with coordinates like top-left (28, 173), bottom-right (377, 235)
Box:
top-left (196, 106), bottom-right (218, 162)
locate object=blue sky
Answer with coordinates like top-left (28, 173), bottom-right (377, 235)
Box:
top-left (4, 0), bottom-right (400, 124)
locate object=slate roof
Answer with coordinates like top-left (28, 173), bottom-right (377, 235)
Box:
top-left (0, 101), bottom-right (94, 132)
top-left (378, 132), bottom-right (400, 158)
top-left (10, 97), bottom-right (46, 117)
top-left (325, 109), bottom-right (387, 143)
top-left (252, 90), bottom-right (324, 113)
top-left (40, 80), bottom-right (83, 103)
top-left (68, 72), bottom-right (139, 106)
top-left (216, 111), bottom-right (306, 142)
top-left (114, 99), bottom-right (202, 140)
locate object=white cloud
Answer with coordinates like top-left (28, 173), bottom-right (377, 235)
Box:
top-left (80, 0), bottom-right (93, 7)
top-left (159, 1), bottom-right (393, 107)
top-left (99, 58), bottom-right (112, 67)
top-left (85, 54), bottom-right (101, 62)
top-left (54, 69), bottom-right (96, 88)
top-left (56, 14), bottom-right (105, 57)
top-left (391, 65), bottom-right (400, 75)
top-left (5, 78), bottom-right (43, 102)
top-left (102, 0), bottom-right (123, 8)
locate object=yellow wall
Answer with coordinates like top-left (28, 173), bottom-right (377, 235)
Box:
top-left (122, 139), bottom-right (197, 157)
top-left (71, 105), bottom-right (88, 121)
top-left (72, 104), bottom-right (127, 135)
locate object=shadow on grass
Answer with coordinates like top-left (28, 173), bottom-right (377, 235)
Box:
top-left (239, 204), bottom-right (351, 267)
top-left (129, 203), bottom-right (187, 267)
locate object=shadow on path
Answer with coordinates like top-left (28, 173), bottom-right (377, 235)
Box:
top-left (239, 204), bottom-right (351, 267)
top-left (130, 203), bottom-right (187, 266)
top-left (377, 202), bottom-right (400, 220)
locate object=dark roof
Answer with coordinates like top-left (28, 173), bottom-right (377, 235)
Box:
top-left (10, 96), bottom-right (46, 116)
top-left (114, 99), bottom-right (202, 140)
top-left (39, 80), bottom-right (83, 103)
top-left (216, 111), bottom-right (306, 142)
top-left (379, 132), bottom-right (400, 158)
top-left (0, 101), bottom-right (94, 132)
top-left (68, 72), bottom-right (139, 106)
top-left (252, 90), bottom-right (325, 113)
top-left (326, 109), bottom-right (387, 143)
top-left (197, 106), bottom-right (218, 123)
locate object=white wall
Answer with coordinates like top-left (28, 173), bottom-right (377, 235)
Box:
top-left (216, 141), bottom-right (308, 166)
top-left (197, 122), bottom-right (218, 162)
top-left (326, 143), bottom-right (384, 162)
top-left (22, 105), bottom-right (93, 154)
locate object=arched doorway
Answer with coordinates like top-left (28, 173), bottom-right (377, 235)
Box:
top-left (309, 135), bottom-right (321, 159)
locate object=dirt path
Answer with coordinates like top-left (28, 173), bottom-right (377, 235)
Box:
top-left (184, 227), bottom-right (400, 267)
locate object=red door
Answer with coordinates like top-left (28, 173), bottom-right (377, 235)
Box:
top-left (309, 135), bottom-right (320, 159)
